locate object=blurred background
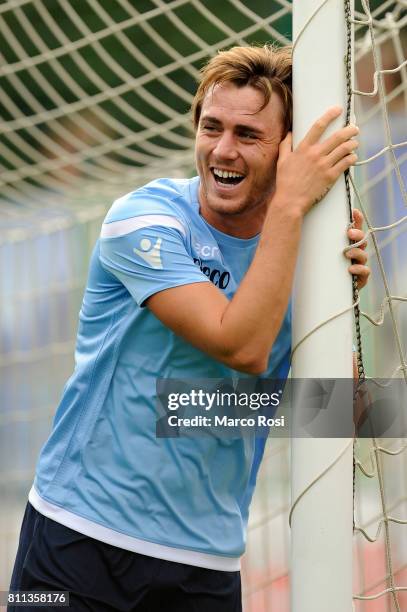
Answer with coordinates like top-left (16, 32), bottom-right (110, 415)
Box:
top-left (0, 1), bottom-right (406, 610)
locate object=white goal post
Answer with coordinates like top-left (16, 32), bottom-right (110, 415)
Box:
top-left (291, 1), bottom-right (354, 611)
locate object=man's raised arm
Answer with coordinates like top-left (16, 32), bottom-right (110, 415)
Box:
top-left (148, 108), bottom-right (367, 374)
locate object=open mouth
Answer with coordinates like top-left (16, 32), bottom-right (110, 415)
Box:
top-left (211, 168), bottom-right (245, 186)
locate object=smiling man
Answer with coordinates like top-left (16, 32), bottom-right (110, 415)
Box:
top-left (10, 45), bottom-right (369, 612)
top-left (197, 87), bottom-right (283, 225)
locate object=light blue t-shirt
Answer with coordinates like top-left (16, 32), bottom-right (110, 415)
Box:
top-left (29, 177), bottom-right (291, 571)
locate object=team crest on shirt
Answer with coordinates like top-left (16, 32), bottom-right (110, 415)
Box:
top-left (134, 237), bottom-right (163, 269)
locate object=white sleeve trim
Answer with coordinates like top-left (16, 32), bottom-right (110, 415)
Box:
top-left (101, 215), bottom-right (186, 238)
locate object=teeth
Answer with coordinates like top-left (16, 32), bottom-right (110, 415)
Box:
top-left (213, 168), bottom-right (244, 179)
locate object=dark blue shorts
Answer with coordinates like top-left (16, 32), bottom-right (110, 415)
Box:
top-left (9, 503), bottom-right (242, 611)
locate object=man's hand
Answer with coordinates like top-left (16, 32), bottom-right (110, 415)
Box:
top-left (275, 107), bottom-right (359, 216)
top-left (346, 209), bottom-right (370, 289)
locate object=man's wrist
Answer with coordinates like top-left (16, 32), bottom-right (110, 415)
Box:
top-left (269, 192), bottom-right (305, 222)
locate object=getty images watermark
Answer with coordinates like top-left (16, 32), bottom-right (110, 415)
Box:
top-left (166, 387), bottom-right (285, 428)
top-left (156, 379), bottom-right (287, 438)
top-left (156, 378), bottom-right (407, 439)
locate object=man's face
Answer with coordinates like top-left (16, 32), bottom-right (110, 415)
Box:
top-left (195, 82), bottom-right (285, 232)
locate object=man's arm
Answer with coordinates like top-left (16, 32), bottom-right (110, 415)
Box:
top-left (148, 197), bottom-right (300, 373)
top-left (148, 108), bottom-right (366, 374)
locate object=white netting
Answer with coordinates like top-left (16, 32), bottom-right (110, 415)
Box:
top-left (0, 0), bottom-right (291, 228)
top-left (0, 1), bottom-right (406, 611)
top-left (351, 2), bottom-right (407, 609)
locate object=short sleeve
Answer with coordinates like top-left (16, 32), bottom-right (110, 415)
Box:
top-left (99, 217), bottom-right (210, 306)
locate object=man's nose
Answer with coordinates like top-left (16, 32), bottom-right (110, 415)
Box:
top-left (212, 132), bottom-right (239, 161)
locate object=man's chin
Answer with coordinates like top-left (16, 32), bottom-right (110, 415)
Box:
top-left (206, 197), bottom-right (248, 216)
top-left (199, 182), bottom-right (253, 217)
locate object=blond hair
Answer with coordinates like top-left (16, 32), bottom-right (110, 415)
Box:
top-left (192, 44), bottom-right (292, 134)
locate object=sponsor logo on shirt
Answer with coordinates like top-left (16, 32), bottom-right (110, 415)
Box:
top-left (194, 241), bottom-right (220, 258)
top-left (134, 238), bottom-right (163, 269)
top-left (193, 257), bottom-right (230, 289)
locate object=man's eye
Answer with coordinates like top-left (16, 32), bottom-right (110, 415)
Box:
top-left (240, 132), bottom-right (257, 140)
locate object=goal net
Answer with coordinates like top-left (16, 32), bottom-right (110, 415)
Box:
top-left (351, 1), bottom-right (407, 609)
top-left (0, 1), bottom-right (406, 610)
